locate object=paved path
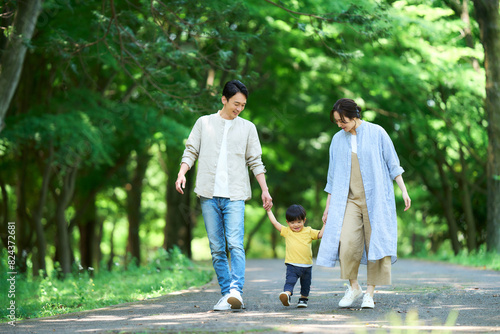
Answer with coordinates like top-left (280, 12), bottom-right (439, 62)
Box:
top-left (3, 259), bottom-right (500, 333)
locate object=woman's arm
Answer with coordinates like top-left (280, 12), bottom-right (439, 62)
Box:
top-left (322, 193), bottom-right (331, 223)
top-left (318, 221), bottom-right (326, 239)
top-left (395, 174), bottom-right (411, 211)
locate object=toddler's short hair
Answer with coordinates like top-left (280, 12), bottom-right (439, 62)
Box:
top-left (286, 204), bottom-right (307, 222)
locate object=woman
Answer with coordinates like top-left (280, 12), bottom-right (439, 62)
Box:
top-left (316, 98), bottom-right (411, 309)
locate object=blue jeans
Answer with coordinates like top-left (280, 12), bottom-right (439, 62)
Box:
top-left (200, 197), bottom-right (245, 296)
top-left (284, 264), bottom-right (312, 297)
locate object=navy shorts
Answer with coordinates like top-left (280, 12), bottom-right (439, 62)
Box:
top-left (284, 264), bottom-right (312, 297)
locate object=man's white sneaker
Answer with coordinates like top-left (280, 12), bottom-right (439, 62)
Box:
top-left (338, 285), bottom-right (363, 308)
top-left (227, 289), bottom-right (245, 309)
top-left (361, 293), bottom-right (375, 309)
top-left (213, 294), bottom-right (231, 311)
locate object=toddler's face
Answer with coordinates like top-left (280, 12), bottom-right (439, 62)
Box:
top-left (287, 219), bottom-right (305, 233)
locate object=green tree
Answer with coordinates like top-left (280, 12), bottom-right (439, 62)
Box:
top-left (0, 0), bottom-right (43, 131)
top-left (472, 0), bottom-right (500, 253)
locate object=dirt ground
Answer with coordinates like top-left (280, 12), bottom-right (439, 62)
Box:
top-left (3, 258), bottom-right (500, 333)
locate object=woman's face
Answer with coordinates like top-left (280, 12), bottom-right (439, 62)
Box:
top-left (333, 111), bottom-right (357, 133)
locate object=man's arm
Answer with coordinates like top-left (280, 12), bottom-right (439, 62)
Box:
top-left (175, 163), bottom-right (190, 195)
top-left (266, 208), bottom-right (282, 232)
top-left (255, 173), bottom-right (273, 210)
top-left (175, 118), bottom-right (202, 195)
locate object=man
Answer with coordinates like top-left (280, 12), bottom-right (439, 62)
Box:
top-left (175, 80), bottom-right (273, 311)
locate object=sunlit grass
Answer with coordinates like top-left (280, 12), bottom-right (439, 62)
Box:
top-left (408, 244), bottom-right (500, 271)
top-left (0, 247), bottom-right (213, 322)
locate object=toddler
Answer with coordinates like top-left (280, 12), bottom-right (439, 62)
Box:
top-left (266, 204), bottom-right (325, 308)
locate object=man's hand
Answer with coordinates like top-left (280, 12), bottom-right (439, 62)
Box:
top-left (262, 190), bottom-right (273, 211)
top-left (175, 174), bottom-right (186, 194)
top-left (175, 163), bottom-right (190, 195)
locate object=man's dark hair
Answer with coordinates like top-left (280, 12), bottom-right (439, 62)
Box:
top-left (222, 80), bottom-right (249, 99)
top-left (286, 204), bottom-right (307, 222)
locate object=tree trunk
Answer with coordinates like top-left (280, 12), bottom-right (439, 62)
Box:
top-left (54, 167), bottom-right (78, 275)
top-left (78, 193), bottom-right (97, 270)
top-left (459, 148), bottom-right (478, 251)
top-left (164, 145), bottom-right (194, 257)
top-left (126, 150), bottom-right (151, 265)
top-left (473, 0), bottom-right (500, 253)
top-left (435, 155), bottom-right (462, 254)
top-left (0, 175), bottom-right (9, 249)
top-left (15, 153), bottom-right (30, 273)
top-left (0, 0), bottom-right (43, 132)
top-left (107, 220), bottom-right (117, 271)
top-left (32, 144), bottom-right (54, 276)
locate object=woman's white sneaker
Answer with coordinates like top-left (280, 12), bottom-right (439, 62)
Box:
top-left (361, 293), bottom-right (375, 309)
top-left (338, 286), bottom-right (363, 307)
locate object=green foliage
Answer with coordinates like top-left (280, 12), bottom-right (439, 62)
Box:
top-left (0, 0), bottom-right (490, 277)
top-left (409, 244), bottom-right (500, 271)
top-left (0, 247), bottom-right (213, 322)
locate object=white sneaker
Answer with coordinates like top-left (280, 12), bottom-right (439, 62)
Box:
top-left (338, 285), bottom-right (363, 307)
top-left (213, 294), bottom-right (231, 311)
top-left (279, 292), bottom-right (291, 306)
top-left (361, 293), bottom-right (375, 309)
top-left (227, 289), bottom-right (245, 309)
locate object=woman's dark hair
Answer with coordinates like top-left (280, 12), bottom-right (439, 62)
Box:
top-left (222, 80), bottom-right (248, 100)
top-left (286, 204), bottom-right (307, 222)
top-left (330, 98), bottom-right (362, 123)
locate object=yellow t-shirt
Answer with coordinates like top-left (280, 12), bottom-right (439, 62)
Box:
top-left (280, 226), bottom-right (320, 265)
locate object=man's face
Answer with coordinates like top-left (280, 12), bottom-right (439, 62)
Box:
top-left (221, 92), bottom-right (247, 120)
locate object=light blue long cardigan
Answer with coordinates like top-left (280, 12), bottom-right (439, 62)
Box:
top-left (316, 121), bottom-right (404, 267)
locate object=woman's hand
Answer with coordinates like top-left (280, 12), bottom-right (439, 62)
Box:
top-left (403, 191), bottom-right (411, 211)
top-left (395, 175), bottom-right (411, 211)
top-left (322, 193), bottom-right (332, 223)
top-left (322, 209), bottom-right (328, 224)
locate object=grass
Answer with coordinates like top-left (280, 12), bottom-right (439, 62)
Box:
top-left (0, 246), bottom-right (213, 323)
top-left (408, 244), bottom-right (500, 271)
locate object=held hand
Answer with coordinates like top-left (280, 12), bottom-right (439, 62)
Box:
top-left (403, 192), bottom-right (411, 211)
top-left (262, 190), bottom-right (273, 211)
top-left (322, 210), bottom-right (328, 224)
top-left (175, 175), bottom-right (186, 195)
